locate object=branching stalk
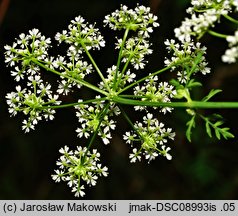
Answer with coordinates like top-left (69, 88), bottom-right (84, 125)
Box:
top-left (113, 28), bottom-right (130, 89)
top-left (81, 43), bottom-right (111, 92)
top-left (40, 97), bottom-right (108, 110)
top-left (83, 103), bottom-right (111, 158)
top-left (118, 65), bottom-right (173, 94)
top-left (32, 58), bottom-right (108, 96)
top-left (223, 14), bottom-right (238, 25)
top-left (208, 30), bottom-right (228, 39)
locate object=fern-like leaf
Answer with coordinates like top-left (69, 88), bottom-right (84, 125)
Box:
top-left (186, 115), bottom-right (196, 142)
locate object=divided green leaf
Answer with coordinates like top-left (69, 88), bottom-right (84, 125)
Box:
top-left (202, 89), bottom-right (222, 102)
top-left (202, 115), bottom-right (234, 140)
top-left (186, 115), bottom-right (196, 142)
top-left (186, 79), bottom-right (202, 89)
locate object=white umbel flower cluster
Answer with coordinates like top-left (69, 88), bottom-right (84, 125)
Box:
top-left (175, 0), bottom-right (234, 41)
top-left (4, 4), bottom-right (186, 198)
top-left (164, 39), bottom-right (210, 84)
top-left (6, 76), bottom-right (61, 132)
top-left (4, 29), bottom-right (62, 132)
top-left (4, 28), bottom-right (51, 69)
top-left (104, 4), bottom-right (159, 35)
top-left (116, 37), bottom-right (153, 70)
top-left (53, 15), bottom-right (107, 95)
top-left (4, 28), bottom-right (51, 84)
top-left (54, 56), bottom-right (93, 95)
top-left (55, 15), bottom-right (105, 51)
top-left (52, 146), bottom-right (108, 197)
top-left (104, 4), bottom-right (159, 70)
top-left (123, 113), bottom-right (175, 163)
top-left (134, 77), bottom-right (176, 114)
top-left (98, 65), bottom-right (136, 91)
top-left (75, 99), bottom-right (119, 145)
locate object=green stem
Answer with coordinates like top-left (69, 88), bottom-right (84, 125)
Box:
top-left (119, 105), bottom-right (138, 132)
top-left (208, 30), bottom-right (228, 39)
top-left (116, 37), bottom-right (144, 90)
top-left (115, 54), bottom-right (133, 90)
top-left (119, 94), bottom-right (146, 99)
top-left (188, 51), bottom-right (204, 78)
top-left (119, 105), bottom-right (149, 154)
top-left (32, 58), bottom-right (108, 96)
top-left (194, 8), bottom-right (209, 13)
top-left (223, 14), bottom-right (238, 25)
top-left (113, 96), bottom-right (238, 109)
top-left (81, 43), bottom-right (111, 92)
top-left (113, 28), bottom-right (130, 89)
top-left (40, 97), bottom-right (108, 110)
top-left (118, 65), bottom-right (172, 94)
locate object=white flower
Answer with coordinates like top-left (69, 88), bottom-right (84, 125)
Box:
top-left (129, 148), bottom-right (141, 163)
top-left (145, 151), bottom-right (158, 163)
top-left (72, 185), bottom-right (85, 197)
top-left (227, 30), bottom-right (238, 46)
top-left (22, 119), bottom-right (35, 133)
top-left (76, 124), bottom-right (90, 138)
top-left (161, 146), bottom-right (172, 160)
top-left (57, 80), bottom-right (72, 95)
top-left (51, 170), bottom-right (64, 182)
top-left (10, 66), bottom-right (24, 82)
top-left (29, 28), bottom-right (40, 37)
top-left (59, 145), bottom-right (70, 154)
top-left (101, 166), bottom-right (109, 177)
top-left (100, 130), bottom-right (112, 145)
top-left (123, 131), bottom-right (136, 145)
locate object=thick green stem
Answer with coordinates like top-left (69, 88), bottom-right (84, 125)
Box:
top-left (32, 58), bottom-right (108, 96)
top-left (113, 96), bottom-right (238, 109)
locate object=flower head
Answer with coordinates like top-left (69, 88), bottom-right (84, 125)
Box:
top-left (134, 77), bottom-right (176, 114)
top-left (175, 0), bottom-right (233, 42)
top-left (104, 4), bottom-right (159, 36)
top-left (164, 39), bottom-right (210, 84)
top-left (98, 65), bottom-right (136, 91)
top-left (124, 113), bottom-right (175, 163)
top-left (4, 29), bottom-right (51, 78)
top-left (52, 146), bottom-right (108, 197)
top-left (75, 99), bottom-right (119, 145)
top-left (6, 77), bottom-right (61, 133)
top-left (55, 15), bottom-right (105, 52)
